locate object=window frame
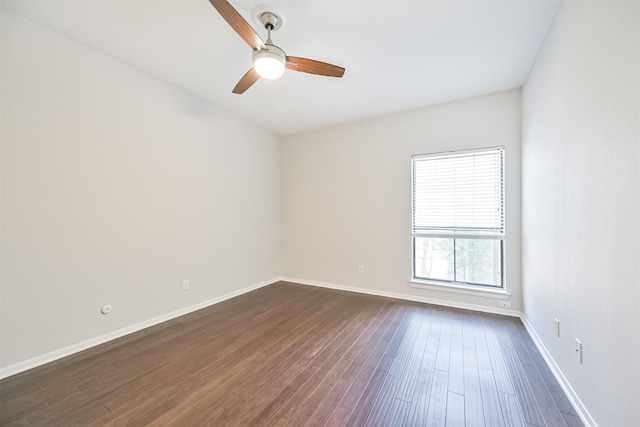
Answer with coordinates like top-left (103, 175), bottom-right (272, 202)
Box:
top-left (411, 146), bottom-right (506, 289)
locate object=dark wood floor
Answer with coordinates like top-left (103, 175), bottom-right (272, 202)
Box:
top-left (0, 281), bottom-right (582, 427)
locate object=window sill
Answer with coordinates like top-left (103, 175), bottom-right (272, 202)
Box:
top-left (410, 279), bottom-right (511, 300)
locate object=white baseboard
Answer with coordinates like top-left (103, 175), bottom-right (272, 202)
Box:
top-left (281, 276), bottom-right (523, 318)
top-left (521, 315), bottom-right (597, 427)
top-left (0, 277), bottom-right (280, 380)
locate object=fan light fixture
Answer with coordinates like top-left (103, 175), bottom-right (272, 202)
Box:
top-left (253, 45), bottom-right (285, 79)
top-left (208, 1), bottom-right (345, 94)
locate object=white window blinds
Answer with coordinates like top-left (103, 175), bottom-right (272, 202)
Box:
top-left (412, 147), bottom-right (505, 237)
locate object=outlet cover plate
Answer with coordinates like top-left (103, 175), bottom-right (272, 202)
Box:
top-left (575, 338), bottom-right (583, 363)
top-left (498, 300), bottom-right (511, 308)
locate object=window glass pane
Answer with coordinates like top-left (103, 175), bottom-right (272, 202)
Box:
top-left (414, 237), bottom-right (454, 281)
top-left (454, 239), bottom-right (502, 287)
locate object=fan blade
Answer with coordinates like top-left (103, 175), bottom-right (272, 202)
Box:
top-left (209, 0), bottom-right (265, 51)
top-left (232, 68), bottom-right (260, 94)
top-left (286, 56), bottom-right (345, 78)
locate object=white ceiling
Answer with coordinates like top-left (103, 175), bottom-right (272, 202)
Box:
top-left (2, 0), bottom-right (560, 135)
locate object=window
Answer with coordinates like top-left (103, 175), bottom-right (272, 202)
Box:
top-left (412, 147), bottom-right (505, 288)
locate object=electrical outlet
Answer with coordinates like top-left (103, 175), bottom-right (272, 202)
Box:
top-left (574, 338), bottom-right (583, 364)
top-left (498, 300), bottom-right (511, 308)
top-left (183, 280), bottom-right (190, 290)
top-left (357, 265), bottom-right (364, 273)
top-left (554, 318), bottom-right (560, 337)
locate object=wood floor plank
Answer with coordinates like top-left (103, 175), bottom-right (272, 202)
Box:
top-left (388, 309), bottom-right (426, 379)
top-left (304, 378), bottom-right (352, 427)
top-left (343, 302), bottom-right (397, 376)
top-left (384, 307), bottom-right (415, 358)
top-left (502, 346), bottom-right (547, 426)
top-left (413, 344), bottom-right (437, 398)
top-left (450, 309), bottom-right (465, 335)
top-left (522, 363), bottom-right (568, 427)
top-left (338, 305), bottom-right (401, 412)
top-left (339, 364), bottom-right (376, 412)
top-left (435, 318), bottom-right (452, 371)
top-left (0, 282), bottom-right (582, 427)
top-left (500, 391), bottom-right (526, 427)
top-left (404, 350), bottom-right (436, 426)
top-left (327, 303), bottom-right (393, 385)
top-left (425, 368), bottom-right (448, 426)
top-left (483, 324), bottom-right (516, 395)
top-left (395, 336), bottom-right (427, 402)
top-left (462, 320), bottom-right (485, 427)
top-left (446, 391), bottom-right (466, 427)
top-left (363, 375), bottom-right (400, 426)
top-left (504, 318), bottom-right (536, 367)
top-left (425, 315), bottom-right (442, 354)
top-left (345, 355), bottom-right (394, 426)
top-left (384, 398), bottom-right (411, 426)
top-left (325, 406), bottom-right (350, 427)
top-left (474, 323), bottom-right (493, 370)
top-left (448, 328), bottom-right (465, 395)
top-left (478, 367), bottom-right (506, 427)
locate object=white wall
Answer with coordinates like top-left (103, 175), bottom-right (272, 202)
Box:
top-left (282, 90), bottom-right (522, 313)
top-left (0, 11), bottom-right (280, 371)
top-left (522, 2), bottom-right (639, 426)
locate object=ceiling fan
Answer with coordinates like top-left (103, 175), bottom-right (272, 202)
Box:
top-left (208, 0), bottom-right (346, 94)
